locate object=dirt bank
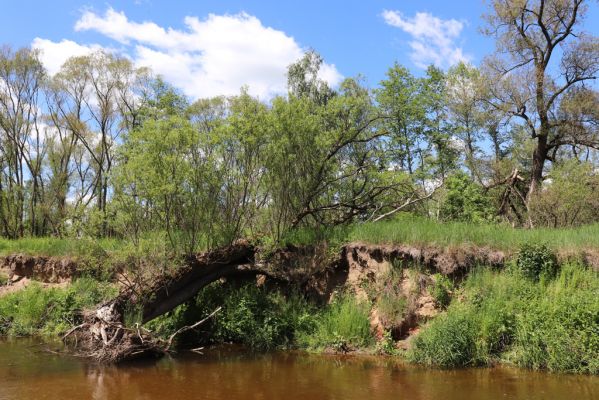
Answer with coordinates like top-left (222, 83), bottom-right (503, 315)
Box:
top-left (1, 254), bottom-right (78, 284)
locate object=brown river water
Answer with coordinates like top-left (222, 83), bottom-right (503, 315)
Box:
top-left (0, 338), bottom-right (597, 400)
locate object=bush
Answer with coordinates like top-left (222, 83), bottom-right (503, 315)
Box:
top-left (148, 282), bottom-right (316, 350)
top-left (439, 172), bottom-right (495, 223)
top-left (515, 243), bottom-right (558, 280)
top-left (529, 160), bottom-right (599, 228)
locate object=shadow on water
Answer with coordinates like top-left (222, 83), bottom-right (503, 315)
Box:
top-left (1, 338), bottom-right (597, 400)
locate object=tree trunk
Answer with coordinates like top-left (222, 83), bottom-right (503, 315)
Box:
top-left (528, 133), bottom-right (548, 199)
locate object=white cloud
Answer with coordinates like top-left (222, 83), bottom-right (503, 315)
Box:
top-left (382, 10), bottom-right (470, 69)
top-left (31, 38), bottom-right (105, 76)
top-left (34, 8), bottom-right (342, 100)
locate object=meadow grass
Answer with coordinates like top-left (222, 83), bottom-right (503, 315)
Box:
top-left (0, 236), bottom-right (127, 258)
top-left (347, 214), bottom-right (599, 251)
top-left (2, 214), bottom-right (599, 258)
top-left (297, 293), bottom-right (373, 351)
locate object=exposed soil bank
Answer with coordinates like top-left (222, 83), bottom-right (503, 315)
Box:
top-left (1, 254), bottom-right (77, 284)
top-left (2, 240), bottom-right (598, 366)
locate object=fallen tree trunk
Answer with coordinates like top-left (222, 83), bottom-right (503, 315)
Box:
top-left (112, 239), bottom-right (256, 323)
top-left (64, 240), bottom-right (257, 362)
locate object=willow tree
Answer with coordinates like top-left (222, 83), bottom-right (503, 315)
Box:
top-left (482, 0), bottom-right (599, 197)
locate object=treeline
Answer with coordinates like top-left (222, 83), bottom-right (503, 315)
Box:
top-left (1, 0), bottom-right (598, 252)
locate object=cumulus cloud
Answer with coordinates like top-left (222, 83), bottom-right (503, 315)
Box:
top-left (33, 8), bottom-right (342, 99)
top-left (31, 38), bottom-right (105, 75)
top-left (382, 10), bottom-right (470, 69)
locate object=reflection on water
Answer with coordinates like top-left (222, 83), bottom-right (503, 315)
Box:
top-left (0, 338), bottom-right (597, 400)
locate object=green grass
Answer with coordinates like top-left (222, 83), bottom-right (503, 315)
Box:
top-left (0, 236), bottom-right (127, 258)
top-left (3, 214), bottom-right (599, 258)
top-left (0, 278), bottom-right (118, 336)
top-left (297, 293), bottom-right (373, 352)
top-left (0, 271), bottom-right (8, 286)
top-left (281, 214), bottom-right (599, 253)
top-left (347, 214), bottom-right (599, 251)
top-left (408, 262), bottom-right (599, 373)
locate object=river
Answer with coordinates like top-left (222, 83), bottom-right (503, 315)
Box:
top-left (0, 338), bottom-right (597, 400)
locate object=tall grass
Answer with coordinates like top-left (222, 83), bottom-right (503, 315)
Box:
top-left (348, 214), bottom-right (599, 251)
top-left (408, 262), bottom-right (599, 373)
top-left (0, 278), bottom-right (118, 336)
top-left (3, 214), bottom-right (599, 258)
top-left (0, 236), bottom-right (127, 258)
top-left (298, 294), bottom-right (373, 351)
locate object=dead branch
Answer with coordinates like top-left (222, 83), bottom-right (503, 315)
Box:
top-left (164, 307), bottom-right (222, 351)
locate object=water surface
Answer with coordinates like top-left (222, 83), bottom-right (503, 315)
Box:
top-left (0, 339), bottom-right (597, 400)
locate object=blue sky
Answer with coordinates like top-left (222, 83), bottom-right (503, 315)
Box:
top-left (1, 1), bottom-right (598, 99)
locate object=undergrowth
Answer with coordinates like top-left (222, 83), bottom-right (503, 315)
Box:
top-left (147, 283), bottom-right (373, 352)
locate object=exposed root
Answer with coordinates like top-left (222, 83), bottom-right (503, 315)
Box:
top-left (62, 302), bottom-right (221, 363)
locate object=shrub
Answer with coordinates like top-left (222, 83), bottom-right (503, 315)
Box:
top-left (515, 243), bottom-right (558, 280)
top-left (148, 282), bottom-right (316, 350)
top-left (529, 160), bottom-right (599, 228)
top-left (439, 172), bottom-right (495, 223)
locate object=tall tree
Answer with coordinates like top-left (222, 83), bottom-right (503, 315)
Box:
top-left (482, 0), bottom-right (599, 197)
top-left (0, 46), bottom-right (46, 237)
top-left (375, 63), bottom-right (425, 176)
top-left (446, 62), bottom-right (485, 180)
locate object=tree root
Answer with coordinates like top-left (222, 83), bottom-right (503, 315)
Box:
top-left (62, 304), bottom-right (221, 363)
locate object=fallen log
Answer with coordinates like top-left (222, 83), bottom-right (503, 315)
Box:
top-left (63, 240), bottom-right (257, 363)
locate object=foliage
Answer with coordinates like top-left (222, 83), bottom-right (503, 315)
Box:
top-left (148, 282), bottom-right (316, 350)
top-left (515, 243), bottom-right (558, 281)
top-left (529, 160), bottom-right (599, 227)
top-left (439, 172), bottom-right (495, 223)
top-left (0, 278), bottom-right (118, 336)
top-left (410, 263), bottom-right (599, 373)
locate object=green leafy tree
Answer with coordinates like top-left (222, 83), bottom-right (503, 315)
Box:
top-left (439, 172), bottom-right (495, 223)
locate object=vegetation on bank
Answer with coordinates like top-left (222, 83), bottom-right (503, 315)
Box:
top-left (1, 244), bottom-right (597, 374)
top-left (1, 1), bottom-right (598, 258)
top-left (409, 261), bottom-right (599, 374)
top-left (0, 278), bottom-right (117, 336)
top-left (5, 215), bottom-right (599, 259)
